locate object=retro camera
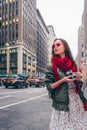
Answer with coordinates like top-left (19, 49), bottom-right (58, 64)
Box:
top-left (66, 70), bottom-right (83, 85)
top-left (66, 70), bottom-right (77, 79)
top-left (66, 70), bottom-right (83, 79)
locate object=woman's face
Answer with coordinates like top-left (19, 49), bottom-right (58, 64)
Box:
top-left (52, 40), bottom-right (65, 55)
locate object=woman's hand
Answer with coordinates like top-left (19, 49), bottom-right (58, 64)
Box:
top-left (62, 76), bottom-right (77, 82)
top-left (76, 72), bottom-right (83, 80)
top-left (51, 75), bottom-right (78, 89)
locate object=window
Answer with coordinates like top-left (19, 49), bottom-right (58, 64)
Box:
top-left (16, 24), bottom-right (18, 30)
top-left (9, 3), bottom-right (12, 10)
top-left (16, 1), bottom-right (18, 8)
top-left (12, 32), bottom-right (14, 39)
top-left (16, 31), bottom-right (18, 39)
top-left (12, 2), bottom-right (15, 9)
top-left (5, 4), bottom-right (8, 10)
top-left (28, 56), bottom-right (31, 64)
top-left (16, 9), bottom-right (18, 15)
top-left (12, 23), bottom-right (15, 30)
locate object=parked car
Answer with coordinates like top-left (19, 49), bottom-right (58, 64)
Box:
top-left (17, 74), bottom-right (27, 78)
top-left (0, 74), bottom-right (9, 86)
top-left (2, 77), bottom-right (28, 88)
top-left (38, 78), bottom-right (45, 87)
top-left (29, 78), bottom-right (45, 87)
top-left (0, 78), bottom-right (2, 86)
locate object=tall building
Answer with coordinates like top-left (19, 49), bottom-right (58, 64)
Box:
top-left (78, 25), bottom-right (85, 66)
top-left (36, 9), bottom-right (49, 77)
top-left (47, 25), bottom-right (56, 63)
top-left (0, 0), bottom-right (37, 75)
top-left (83, 0), bottom-right (87, 60)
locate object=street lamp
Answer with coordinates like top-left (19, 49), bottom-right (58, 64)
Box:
top-left (5, 43), bottom-right (10, 75)
top-left (32, 60), bottom-right (37, 76)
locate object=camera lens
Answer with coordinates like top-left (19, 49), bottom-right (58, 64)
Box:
top-left (72, 73), bottom-right (76, 78)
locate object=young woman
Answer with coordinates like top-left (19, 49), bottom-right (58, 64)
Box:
top-left (45, 38), bottom-right (87, 130)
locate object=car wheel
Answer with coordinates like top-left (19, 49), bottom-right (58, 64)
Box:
top-left (5, 85), bottom-right (8, 88)
top-left (25, 84), bottom-right (28, 88)
top-left (36, 84), bottom-right (39, 87)
top-left (43, 85), bottom-right (45, 87)
top-left (18, 84), bottom-right (21, 88)
top-left (14, 85), bottom-right (18, 89)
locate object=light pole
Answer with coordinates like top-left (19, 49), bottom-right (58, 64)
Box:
top-left (5, 43), bottom-right (10, 74)
top-left (31, 60), bottom-right (37, 77)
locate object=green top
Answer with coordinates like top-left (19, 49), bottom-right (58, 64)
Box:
top-left (45, 63), bottom-right (87, 111)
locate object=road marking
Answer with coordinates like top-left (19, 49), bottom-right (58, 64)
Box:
top-left (0, 95), bottom-right (11, 99)
top-left (27, 89), bottom-right (45, 93)
top-left (0, 90), bottom-right (31, 95)
top-left (0, 88), bottom-right (46, 96)
top-left (0, 93), bottom-right (47, 110)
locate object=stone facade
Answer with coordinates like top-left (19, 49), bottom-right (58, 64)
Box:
top-left (47, 25), bottom-right (56, 63)
top-left (83, 0), bottom-right (87, 59)
top-left (36, 9), bottom-right (49, 77)
top-left (0, 0), bottom-right (37, 75)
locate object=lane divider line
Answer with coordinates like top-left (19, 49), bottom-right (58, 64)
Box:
top-left (0, 95), bottom-right (11, 99)
top-left (0, 93), bottom-right (47, 110)
top-left (0, 89), bottom-right (33, 95)
top-left (0, 88), bottom-right (46, 96)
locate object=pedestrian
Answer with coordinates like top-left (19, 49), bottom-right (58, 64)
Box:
top-left (45, 38), bottom-right (87, 130)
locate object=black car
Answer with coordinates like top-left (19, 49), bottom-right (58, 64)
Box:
top-left (2, 77), bottom-right (28, 88)
top-left (0, 74), bottom-right (8, 86)
top-left (29, 78), bottom-right (45, 87)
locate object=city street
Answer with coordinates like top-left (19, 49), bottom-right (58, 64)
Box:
top-left (0, 86), bottom-right (52, 130)
top-left (0, 0), bottom-right (87, 130)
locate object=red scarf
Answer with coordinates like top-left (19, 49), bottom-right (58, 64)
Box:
top-left (52, 55), bottom-right (80, 92)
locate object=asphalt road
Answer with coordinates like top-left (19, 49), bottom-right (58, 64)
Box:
top-left (0, 86), bottom-right (52, 130)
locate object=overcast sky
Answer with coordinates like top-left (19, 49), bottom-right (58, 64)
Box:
top-left (37, 0), bottom-right (84, 58)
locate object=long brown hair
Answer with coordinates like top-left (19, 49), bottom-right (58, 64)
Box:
top-left (52, 38), bottom-right (76, 65)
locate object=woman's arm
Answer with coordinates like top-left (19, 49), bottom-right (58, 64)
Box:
top-left (45, 64), bottom-right (77, 90)
top-left (50, 76), bottom-right (77, 89)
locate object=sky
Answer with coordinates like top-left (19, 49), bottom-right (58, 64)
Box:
top-left (37, 0), bottom-right (84, 58)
